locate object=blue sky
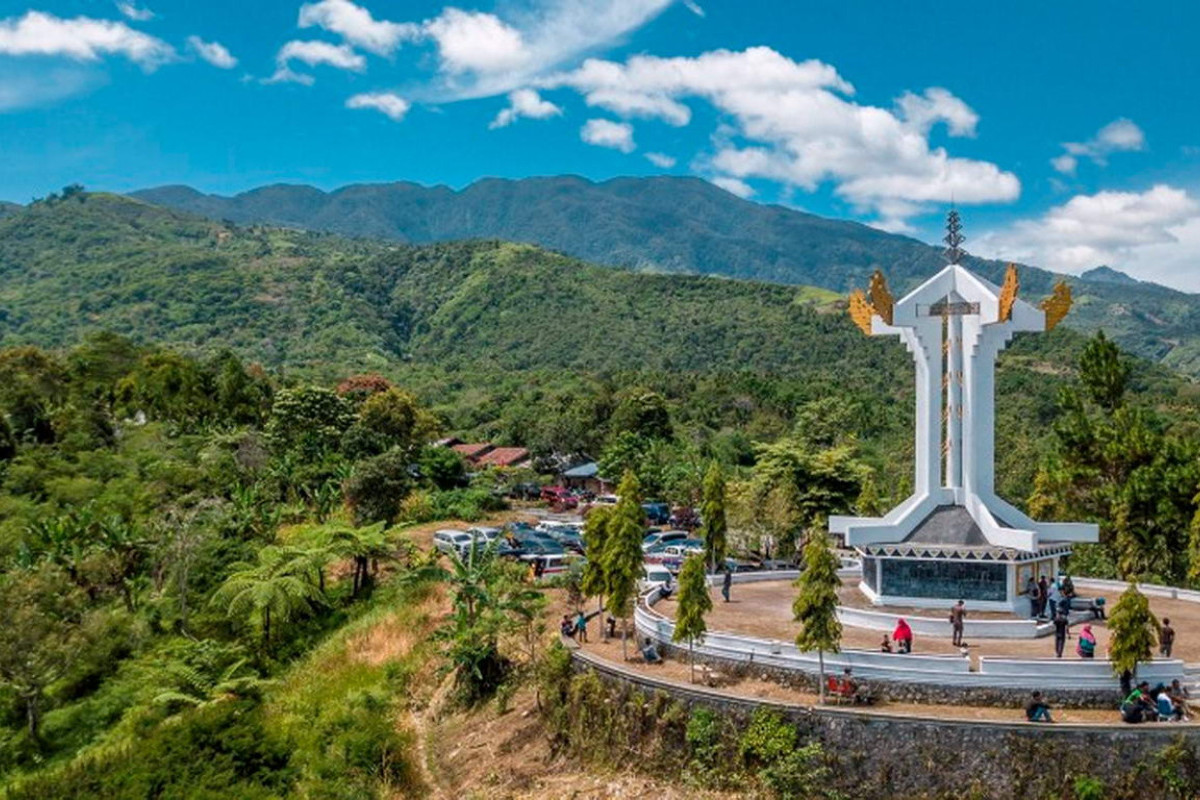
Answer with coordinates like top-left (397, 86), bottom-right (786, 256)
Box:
top-left (3, 0), bottom-right (1200, 289)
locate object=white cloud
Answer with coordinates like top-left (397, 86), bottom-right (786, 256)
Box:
top-left (0, 10), bottom-right (174, 69)
top-left (489, 88), bottom-right (561, 128)
top-left (980, 184), bottom-right (1200, 289)
top-left (682, 0), bottom-right (705, 16)
top-left (425, 9), bottom-right (529, 75)
top-left (711, 176), bottom-right (753, 198)
top-left (896, 87), bottom-right (978, 137)
top-left (581, 118), bottom-right (635, 152)
top-left (1052, 118), bottom-right (1145, 174)
top-left (547, 47), bottom-right (1017, 225)
top-left (346, 91), bottom-right (410, 121)
top-left (645, 151), bottom-right (676, 168)
top-left (298, 0), bottom-right (418, 56)
top-left (187, 36), bottom-right (237, 69)
top-left (268, 39), bottom-right (365, 83)
top-left (0, 67), bottom-right (103, 111)
top-left (116, 2), bottom-right (154, 22)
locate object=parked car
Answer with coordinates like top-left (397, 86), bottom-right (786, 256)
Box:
top-left (509, 482), bottom-right (542, 501)
top-left (433, 529), bottom-right (475, 557)
top-left (642, 502), bottom-right (671, 525)
top-left (511, 530), bottom-right (566, 556)
top-left (521, 552), bottom-right (577, 578)
top-left (669, 506), bottom-right (700, 529)
top-left (638, 565), bottom-right (676, 593)
top-left (662, 540), bottom-right (704, 558)
top-left (466, 526), bottom-right (501, 541)
top-left (540, 486), bottom-right (578, 508)
top-left (642, 530), bottom-right (690, 551)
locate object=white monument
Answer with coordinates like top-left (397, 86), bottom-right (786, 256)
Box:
top-left (829, 212), bottom-right (1099, 612)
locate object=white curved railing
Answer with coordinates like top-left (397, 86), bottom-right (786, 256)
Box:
top-left (636, 587), bottom-right (1185, 691)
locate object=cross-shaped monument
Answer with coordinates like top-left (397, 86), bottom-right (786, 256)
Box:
top-left (830, 211), bottom-right (1099, 612)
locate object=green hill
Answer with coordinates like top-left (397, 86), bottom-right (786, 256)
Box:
top-left (128, 175), bottom-right (1200, 376)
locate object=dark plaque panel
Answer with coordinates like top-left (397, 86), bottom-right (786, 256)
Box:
top-left (879, 558), bottom-right (1007, 602)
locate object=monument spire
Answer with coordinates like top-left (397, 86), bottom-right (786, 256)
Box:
top-left (944, 208), bottom-right (965, 265)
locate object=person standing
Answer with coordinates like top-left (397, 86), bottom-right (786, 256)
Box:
top-left (893, 618), bottom-right (914, 654)
top-left (949, 599), bottom-right (967, 647)
top-left (1052, 608), bottom-right (1070, 658)
top-left (1077, 623), bottom-right (1096, 659)
top-left (1160, 618), bottom-right (1176, 658)
top-left (1025, 575), bottom-right (1040, 619)
top-left (721, 565), bottom-right (733, 603)
top-left (1037, 575), bottom-right (1050, 617)
top-left (1047, 580), bottom-right (1060, 620)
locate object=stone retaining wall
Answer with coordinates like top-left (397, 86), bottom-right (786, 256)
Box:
top-left (573, 649), bottom-right (1200, 796)
top-left (653, 639), bottom-right (1123, 708)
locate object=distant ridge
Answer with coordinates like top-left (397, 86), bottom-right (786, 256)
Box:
top-left (129, 175), bottom-right (1200, 374)
top-left (1081, 265), bottom-right (1140, 285)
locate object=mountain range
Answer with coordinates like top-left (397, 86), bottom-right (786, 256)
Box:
top-left (129, 176), bottom-right (1200, 376)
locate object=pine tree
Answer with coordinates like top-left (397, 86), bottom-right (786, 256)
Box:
top-left (604, 470), bottom-right (645, 660)
top-left (699, 461), bottom-right (728, 572)
top-left (580, 505), bottom-right (613, 638)
top-left (1107, 584), bottom-right (1158, 678)
top-left (855, 470), bottom-right (882, 517)
top-left (792, 533), bottom-right (842, 702)
top-left (1079, 331), bottom-right (1130, 412)
top-left (673, 552), bottom-right (712, 682)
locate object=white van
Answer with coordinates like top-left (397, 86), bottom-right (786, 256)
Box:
top-left (433, 529), bottom-right (474, 557)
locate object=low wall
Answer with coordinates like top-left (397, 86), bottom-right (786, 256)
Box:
top-left (836, 604), bottom-right (1056, 639)
top-left (573, 649), bottom-right (1200, 797)
top-left (636, 587), bottom-right (1184, 705)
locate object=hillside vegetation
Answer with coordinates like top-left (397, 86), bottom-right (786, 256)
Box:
top-left (130, 176), bottom-right (1200, 375)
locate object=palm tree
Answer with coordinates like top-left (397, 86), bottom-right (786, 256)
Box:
top-left (324, 523), bottom-right (395, 597)
top-left (153, 657), bottom-right (272, 713)
top-left (210, 545), bottom-right (325, 649)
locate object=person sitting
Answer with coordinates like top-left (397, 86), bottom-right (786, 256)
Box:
top-left (560, 614), bottom-right (577, 639)
top-left (1087, 597), bottom-right (1107, 620)
top-left (659, 574), bottom-right (676, 599)
top-left (1025, 691), bottom-right (1053, 723)
top-left (1157, 690), bottom-right (1177, 722)
top-left (879, 634), bottom-right (893, 653)
top-left (640, 637), bottom-right (662, 664)
top-left (1121, 682), bottom-right (1158, 724)
top-left (839, 667), bottom-right (873, 704)
top-left (893, 618), bottom-right (913, 654)
top-left (1169, 679), bottom-right (1192, 721)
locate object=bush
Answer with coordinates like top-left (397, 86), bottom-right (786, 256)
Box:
top-left (759, 741), bottom-right (840, 800)
top-left (739, 708), bottom-right (799, 767)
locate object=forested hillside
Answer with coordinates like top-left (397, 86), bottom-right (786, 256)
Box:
top-left (3, 191), bottom-right (1200, 797)
top-left (129, 176), bottom-right (1200, 375)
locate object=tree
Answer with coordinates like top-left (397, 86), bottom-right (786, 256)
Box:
top-left (324, 523), bottom-right (394, 597)
top-left (610, 388), bottom-right (672, 440)
top-left (210, 545), bottom-right (325, 649)
top-left (1107, 584), bottom-right (1158, 678)
top-left (0, 566), bottom-right (94, 743)
top-left (673, 553), bottom-right (712, 682)
top-left (409, 538), bottom-right (544, 704)
top-left (265, 386), bottom-right (355, 461)
top-left (1079, 330), bottom-right (1131, 412)
top-left (343, 449), bottom-right (415, 527)
top-left (792, 533), bottom-right (842, 703)
top-left (580, 505), bottom-right (613, 638)
top-left (855, 470), bottom-right (883, 517)
top-left (699, 461), bottom-right (728, 572)
top-left (604, 471), bottom-right (646, 660)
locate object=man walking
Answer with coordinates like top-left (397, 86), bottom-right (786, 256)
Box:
top-left (949, 599), bottom-right (967, 647)
top-left (1052, 607), bottom-right (1070, 658)
top-left (1160, 618), bottom-right (1176, 658)
top-left (721, 565), bottom-right (733, 602)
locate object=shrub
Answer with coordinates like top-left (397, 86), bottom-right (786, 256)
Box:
top-left (759, 741), bottom-right (840, 800)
